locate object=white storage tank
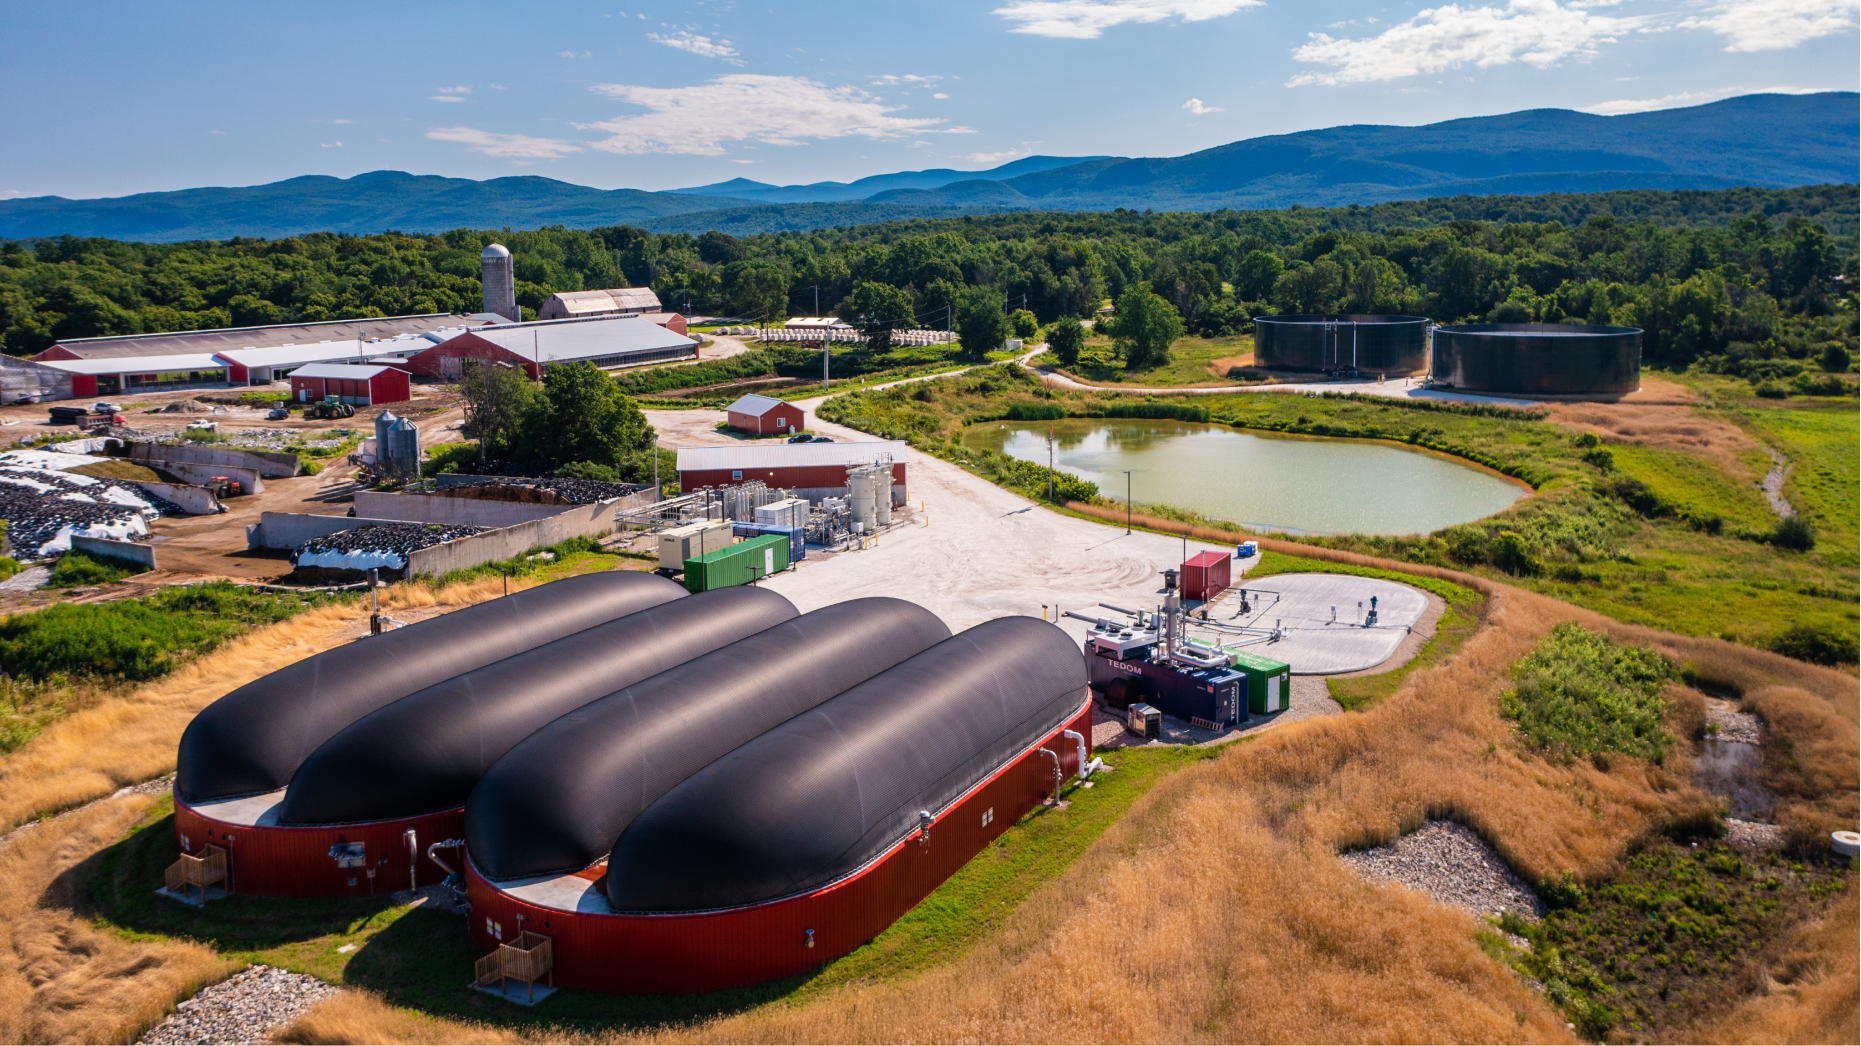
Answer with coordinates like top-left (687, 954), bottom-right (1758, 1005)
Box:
top-left (846, 471), bottom-right (878, 530)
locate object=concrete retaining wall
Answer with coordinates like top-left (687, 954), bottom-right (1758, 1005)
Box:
top-left (70, 535), bottom-right (157, 569)
top-left (121, 441), bottom-right (300, 478)
top-left (247, 512), bottom-right (409, 550)
top-left (130, 480), bottom-right (223, 516)
top-left (404, 498), bottom-right (637, 577)
top-left (141, 458), bottom-right (265, 495)
top-left (353, 491), bottom-right (577, 527)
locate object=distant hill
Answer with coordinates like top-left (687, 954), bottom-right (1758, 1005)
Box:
top-left (666, 155), bottom-right (1112, 204)
top-left (3, 93), bottom-right (1852, 242)
top-left (866, 93), bottom-right (1859, 212)
top-left (0, 171), bottom-right (743, 241)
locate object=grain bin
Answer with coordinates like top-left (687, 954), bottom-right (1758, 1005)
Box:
top-left (1229, 650), bottom-right (1292, 715)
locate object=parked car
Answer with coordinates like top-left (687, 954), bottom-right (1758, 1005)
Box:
top-left (787, 432), bottom-right (812, 443)
top-left (810, 436), bottom-right (834, 443)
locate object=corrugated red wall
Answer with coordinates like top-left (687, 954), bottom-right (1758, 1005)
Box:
top-left (1182, 550), bottom-right (1230, 602)
top-left (173, 793), bottom-right (464, 897)
top-left (680, 462), bottom-right (907, 494)
top-left (465, 699), bottom-right (1093, 995)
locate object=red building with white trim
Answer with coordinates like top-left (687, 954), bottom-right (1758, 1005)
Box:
top-left (401, 315), bottom-right (696, 380)
top-left (289, 363), bottom-right (411, 406)
top-left (723, 393), bottom-right (805, 435)
top-left (677, 441), bottom-right (908, 503)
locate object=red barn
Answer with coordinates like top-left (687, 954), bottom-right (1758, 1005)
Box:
top-left (290, 363), bottom-right (411, 406)
top-left (724, 394), bottom-right (805, 436)
top-left (401, 316), bottom-right (697, 381)
top-left (677, 441), bottom-right (908, 504)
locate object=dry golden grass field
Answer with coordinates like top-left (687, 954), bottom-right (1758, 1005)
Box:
top-left (2, 540), bottom-right (1846, 1045)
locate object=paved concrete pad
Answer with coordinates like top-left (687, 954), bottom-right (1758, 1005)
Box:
top-left (1195, 572), bottom-right (1430, 674)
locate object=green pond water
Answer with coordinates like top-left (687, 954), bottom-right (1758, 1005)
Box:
top-left (964, 419), bottom-right (1525, 536)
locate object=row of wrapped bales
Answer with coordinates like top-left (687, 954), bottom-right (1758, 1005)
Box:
top-left (1430, 323), bottom-right (1642, 395)
top-left (276, 587), bottom-right (798, 826)
top-left (177, 571), bottom-right (686, 804)
top-left (1252, 314), bottom-right (1430, 375)
top-left (606, 616), bottom-right (1089, 912)
top-left (465, 597), bottom-right (953, 881)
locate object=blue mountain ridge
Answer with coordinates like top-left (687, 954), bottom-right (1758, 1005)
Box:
top-left (2, 93), bottom-right (1851, 242)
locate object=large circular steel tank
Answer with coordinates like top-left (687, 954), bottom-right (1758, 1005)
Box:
top-left (1431, 323), bottom-right (1642, 396)
top-left (1253, 314), bottom-right (1430, 375)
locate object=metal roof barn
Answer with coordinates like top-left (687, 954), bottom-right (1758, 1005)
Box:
top-left (402, 315), bottom-right (697, 379)
top-left (33, 314), bottom-right (464, 362)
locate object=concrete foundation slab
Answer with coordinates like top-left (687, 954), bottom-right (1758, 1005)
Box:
top-left (1195, 572), bottom-right (1430, 674)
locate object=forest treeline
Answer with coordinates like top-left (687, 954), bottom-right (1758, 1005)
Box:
top-left (3, 184), bottom-right (1855, 375)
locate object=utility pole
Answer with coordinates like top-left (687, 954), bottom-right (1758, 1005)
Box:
top-left (812, 284), bottom-right (820, 316)
top-left (1046, 426), bottom-right (1055, 502)
top-left (1120, 470), bottom-right (1135, 533)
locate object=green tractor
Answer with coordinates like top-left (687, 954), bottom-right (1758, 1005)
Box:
top-left (304, 401), bottom-right (355, 420)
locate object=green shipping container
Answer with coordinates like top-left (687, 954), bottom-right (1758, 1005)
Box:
top-left (684, 534), bottom-right (789, 593)
top-left (1229, 649), bottom-right (1292, 715)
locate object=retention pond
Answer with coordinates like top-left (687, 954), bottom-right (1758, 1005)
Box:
top-left (964, 419), bottom-right (1525, 536)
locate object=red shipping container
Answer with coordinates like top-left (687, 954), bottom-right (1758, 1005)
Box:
top-left (1181, 550), bottom-right (1231, 602)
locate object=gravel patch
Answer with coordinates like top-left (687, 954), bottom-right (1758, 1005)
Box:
top-left (1725, 818), bottom-right (1787, 853)
top-left (1705, 698), bottom-right (1763, 744)
top-left (1340, 820), bottom-right (1546, 920)
top-left (0, 565), bottom-right (50, 591)
top-left (138, 965), bottom-right (337, 1046)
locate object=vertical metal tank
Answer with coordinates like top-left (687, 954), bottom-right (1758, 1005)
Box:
top-left (846, 467), bottom-right (878, 530)
top-left (1252, 315), bottom-right (1430, 375)
top-left (384, 415), bottom-right (421, 478)
top-left (481, 244), bottom-right (518, 322)
top-left (1430, 323), bottom-right (1642, 395)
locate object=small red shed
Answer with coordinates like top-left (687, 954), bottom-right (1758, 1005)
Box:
top-left (725, 394), bottom-right (805, 436)
top-left (290, 363), bottom-right (412, 406)
top-left (1181, 550), bottom-right (1231, 603)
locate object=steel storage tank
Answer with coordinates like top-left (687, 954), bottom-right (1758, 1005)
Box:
top-left (847, 468), bottom-right (878, 529)
top-left (1431, 323), bottom-right (1642, 395)
top-left (1253, 315), bottom-right (1430, 375)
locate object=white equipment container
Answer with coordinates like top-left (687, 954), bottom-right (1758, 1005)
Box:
top-left (658, 520), bottom-right (734, 571)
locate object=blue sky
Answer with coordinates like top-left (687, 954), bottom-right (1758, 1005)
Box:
top-left (3, 0), bottom-right (1855, 199)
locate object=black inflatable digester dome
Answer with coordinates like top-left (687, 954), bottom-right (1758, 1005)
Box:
top-left (465, 597), bottom-right (951, 881)
top-left (176, 571), bottom-right (686, 803)
top-left (276, 587), bottom-right (799, 826)
top-left (604, 616), bottom-right (1086, 912)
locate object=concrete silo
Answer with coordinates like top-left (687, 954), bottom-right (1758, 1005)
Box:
top-left (481, 243), bottom-right (518, 322)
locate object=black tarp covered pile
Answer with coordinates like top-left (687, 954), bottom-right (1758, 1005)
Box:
top-left (290, 522), bottom-right (489, 571)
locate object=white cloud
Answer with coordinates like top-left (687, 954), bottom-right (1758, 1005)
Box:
top-left (209, 129), bottom-right (227, 135)
top-left (426, 126), bottom-right (586, 158)
top-left (650, 31), bottom-right (743, 63)
top-left (1182, 97), bottom-right (1222, 114)
top-left (964, 148), bottom-right (1030, 163)
top-left (431, 96), bottom-right (465, 102)
top-left (431, 86), bottom-right (472, 103)
top-left (436, 86), bottom-right (470, 94)
top-left (332, 118), bottom-right (352, 124)
top-left (581, 74), bottom-right (950, 155)
top-left (1679, 0), bottom-right (1857, 51)
top-left (0, 190), bottom-right (24, 199)
top-left (933, 92), bottom-right (950, 99)
top-left (320, 141), bottom-right (343, 148)
top-left (871, 74), bottom-right (943, 85)
top-left (1288, 0), bottom-right (1643, 86)
top-left (994, 0), bottom-right (1260, 39)
top-left (1582, 84), bottom-right (1834, 115)
top-left (556, 49), bottom-right (592, 58)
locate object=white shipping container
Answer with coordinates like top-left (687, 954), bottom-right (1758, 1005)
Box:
top-left (755, 497), bottom-right (808, 529)
top-left (658, 520), bottom-right (735, 571)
